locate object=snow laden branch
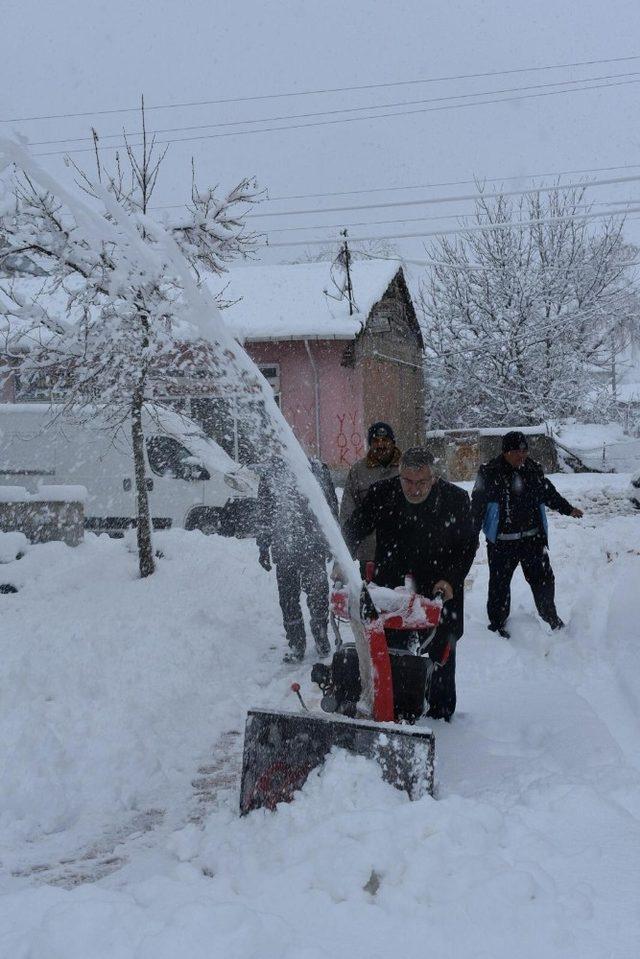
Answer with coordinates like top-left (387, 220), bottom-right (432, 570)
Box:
top-left (418, 187), bottom-right (640, 428)
top-left (0, 137), bottom-right (359, 594)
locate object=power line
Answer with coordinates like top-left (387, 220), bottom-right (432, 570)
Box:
top-left (267, 204), bottom-right (640, 248)
top-left (27, 69), bottom-right (640, 148)
top-left (150, 161), bottom-right (640, 211)
top-left (246, 172), bottom-right (640, 220)
top-left (32, 75), bottom-right (640, 160)
top-left (263, 197), bottom-right (640, 234)
top-left (359, 250), bottom-right (640, 273)
top-left (5, 53), bottom-right (640, 124)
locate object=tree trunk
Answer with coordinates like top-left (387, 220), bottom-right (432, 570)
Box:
top-left (131, 386), bottom-right (155, 578)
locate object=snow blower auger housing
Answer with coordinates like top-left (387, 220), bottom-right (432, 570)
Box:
top-left (240, 579), bottom-right (444, 814)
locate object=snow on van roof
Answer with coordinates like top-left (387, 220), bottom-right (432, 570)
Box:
top-left (206, 260), bottom-right (401, 341)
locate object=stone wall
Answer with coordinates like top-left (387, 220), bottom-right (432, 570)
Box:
top-left (0, 500), bottom-right (84, 546)
top-left (424, 430), bottom-right (558, 481)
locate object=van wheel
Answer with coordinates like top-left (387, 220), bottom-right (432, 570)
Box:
top-left (185, 507), bottom-right (223, 534)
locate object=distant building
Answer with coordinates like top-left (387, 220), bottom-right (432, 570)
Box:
top-left (1, 260), bottom-right (425, 472)
top-left (212, 261), bottom-right (424, 472)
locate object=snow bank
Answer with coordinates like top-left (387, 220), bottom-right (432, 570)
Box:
top-left (1, 482), bottom-right (640, 958)
top-left (0, 531), bottom-right (28, 563)
top-left (554, 421), bottom-right (640, 472)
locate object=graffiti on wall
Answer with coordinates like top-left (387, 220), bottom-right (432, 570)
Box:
top-left (335, 411), bottom-right (364, 465)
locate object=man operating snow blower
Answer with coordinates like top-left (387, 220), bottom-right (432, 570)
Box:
top-left (340, 447), bottom-right (478, 721)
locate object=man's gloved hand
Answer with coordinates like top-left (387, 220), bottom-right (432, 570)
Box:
top-left (433, 579), bottom-right (454, 602)
top-left (570, 507), bottom-right (584, 518)
top-left (331, 561), bottom-right (346, 583)
top-left (258, 546), bottom-right (272, 571)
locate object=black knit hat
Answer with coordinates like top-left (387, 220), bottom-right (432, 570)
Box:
top-left (502, 430), bottom-right (529, 453)
top-left (368, 421), bottom-right (395, 445)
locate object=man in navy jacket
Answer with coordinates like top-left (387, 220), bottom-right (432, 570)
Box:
top-left (471, 431), bottom-right (583, 638)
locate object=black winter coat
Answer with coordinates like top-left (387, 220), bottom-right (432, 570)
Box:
top-left (471, 455), bottom-right (574, 545)
top-left (342, 476), bottom-right (478, 640)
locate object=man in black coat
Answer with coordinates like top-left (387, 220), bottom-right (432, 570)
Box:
top-left (257, 456), bottom-right (339, 663)
top-left (342, 447), bottom-right (478, 721)
top-left (471, 431), bottom-right (584, 639)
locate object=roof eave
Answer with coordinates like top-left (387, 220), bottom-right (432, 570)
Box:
top-left (241, 332), bottom-right (357, 343)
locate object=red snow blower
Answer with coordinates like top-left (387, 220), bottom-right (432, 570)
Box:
top-left (239, 574), bottom-right (449, 814)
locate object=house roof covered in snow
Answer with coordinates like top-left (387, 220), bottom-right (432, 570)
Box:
top-left (208, 260), bottom-right (403, 342)
top-left (1, 259), bottom-right (407, 348)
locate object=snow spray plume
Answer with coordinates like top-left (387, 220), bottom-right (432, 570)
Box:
top-left (0, 137), bottom-right (361, 596)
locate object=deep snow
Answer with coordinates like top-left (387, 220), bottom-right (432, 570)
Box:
top-left (0, 473), bottom-right (639, 958)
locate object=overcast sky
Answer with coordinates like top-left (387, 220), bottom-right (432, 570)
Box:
top-left (4, 0), bottom-right (640, 267)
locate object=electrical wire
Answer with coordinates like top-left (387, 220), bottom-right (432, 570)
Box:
top-left (262, 197), bottom-right (640, 234)
top-left (31, 75), bottom-right (640, 159)
top-left (5, 52), bottom-right (640, 124)
top-left (244, 172), bottom-right (640, 220)
top-left (148, 161), bottom-right (640, 212)
top-left (266, 205), bottom-right (640, 248)
top-left (357, 249), bottom-right (640, 273)
top-left (27, 69), bottom-right (640, 148)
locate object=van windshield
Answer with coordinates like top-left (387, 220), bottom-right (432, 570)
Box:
top-left (146, 436), bottom-right (210, 481)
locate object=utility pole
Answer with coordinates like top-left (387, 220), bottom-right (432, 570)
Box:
top-left (340, 229), bottom-right (355, 316)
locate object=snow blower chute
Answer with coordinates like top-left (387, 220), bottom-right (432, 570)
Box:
top-left (239, 577), bottom-right (448, 814)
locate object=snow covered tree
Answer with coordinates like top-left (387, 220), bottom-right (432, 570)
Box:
top-left (418, 188), bottom-right (638, 428)
top-left (0, 113), bottom-right (261, 577)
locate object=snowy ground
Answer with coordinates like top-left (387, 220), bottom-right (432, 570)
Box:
top-left (553, 421), bottom-right (640, 473)
top-left (0, 473), bottom-right (639, 958)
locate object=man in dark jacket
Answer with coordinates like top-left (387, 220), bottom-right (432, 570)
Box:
top-left (471, 431), bottom-right (583, 638)
top-left (342, 447), bottom-right (478, 721)
top-left (257, 456), bottom-right (339, 663)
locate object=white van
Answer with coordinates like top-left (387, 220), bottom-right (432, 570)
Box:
top-left (0, 403), bottom-right (258, 536)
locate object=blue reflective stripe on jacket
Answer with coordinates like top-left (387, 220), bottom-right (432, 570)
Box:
top-left (538, 503), bottom-right (548, 536)
top-left (483, 501), bottom-right (548, 543)
top-left (483, 502), bottom-right (500, 543)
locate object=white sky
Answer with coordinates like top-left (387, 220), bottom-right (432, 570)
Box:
top-left (3, 0), bottom-right (640, 264)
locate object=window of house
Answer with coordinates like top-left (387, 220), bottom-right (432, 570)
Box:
top-left (258, 364), bottom-right (281, 407)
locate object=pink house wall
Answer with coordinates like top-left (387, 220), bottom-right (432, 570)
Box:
top-left (246, 340), bottom-right (365, 468)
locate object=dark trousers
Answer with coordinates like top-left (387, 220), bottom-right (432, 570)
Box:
top-left (428, 640), bottom-right (456, 720)
top-left (487, 537), bottom-right (558, 628)
top-left (275, 554), bottom-right (329, 651)
top-left (386, 620), bottom-right (458, 721)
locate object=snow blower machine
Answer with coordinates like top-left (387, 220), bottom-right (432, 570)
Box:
top-left (239, 571), bottom-right (451, 814)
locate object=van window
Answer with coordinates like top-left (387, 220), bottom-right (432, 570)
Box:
top-left (146, 436), bottom-right (210, 481)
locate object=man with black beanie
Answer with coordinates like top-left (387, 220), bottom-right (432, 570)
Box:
top-left (471, 431), bottom-right (583, 638)
top-left (339, 422), bottom-right (401, 571)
